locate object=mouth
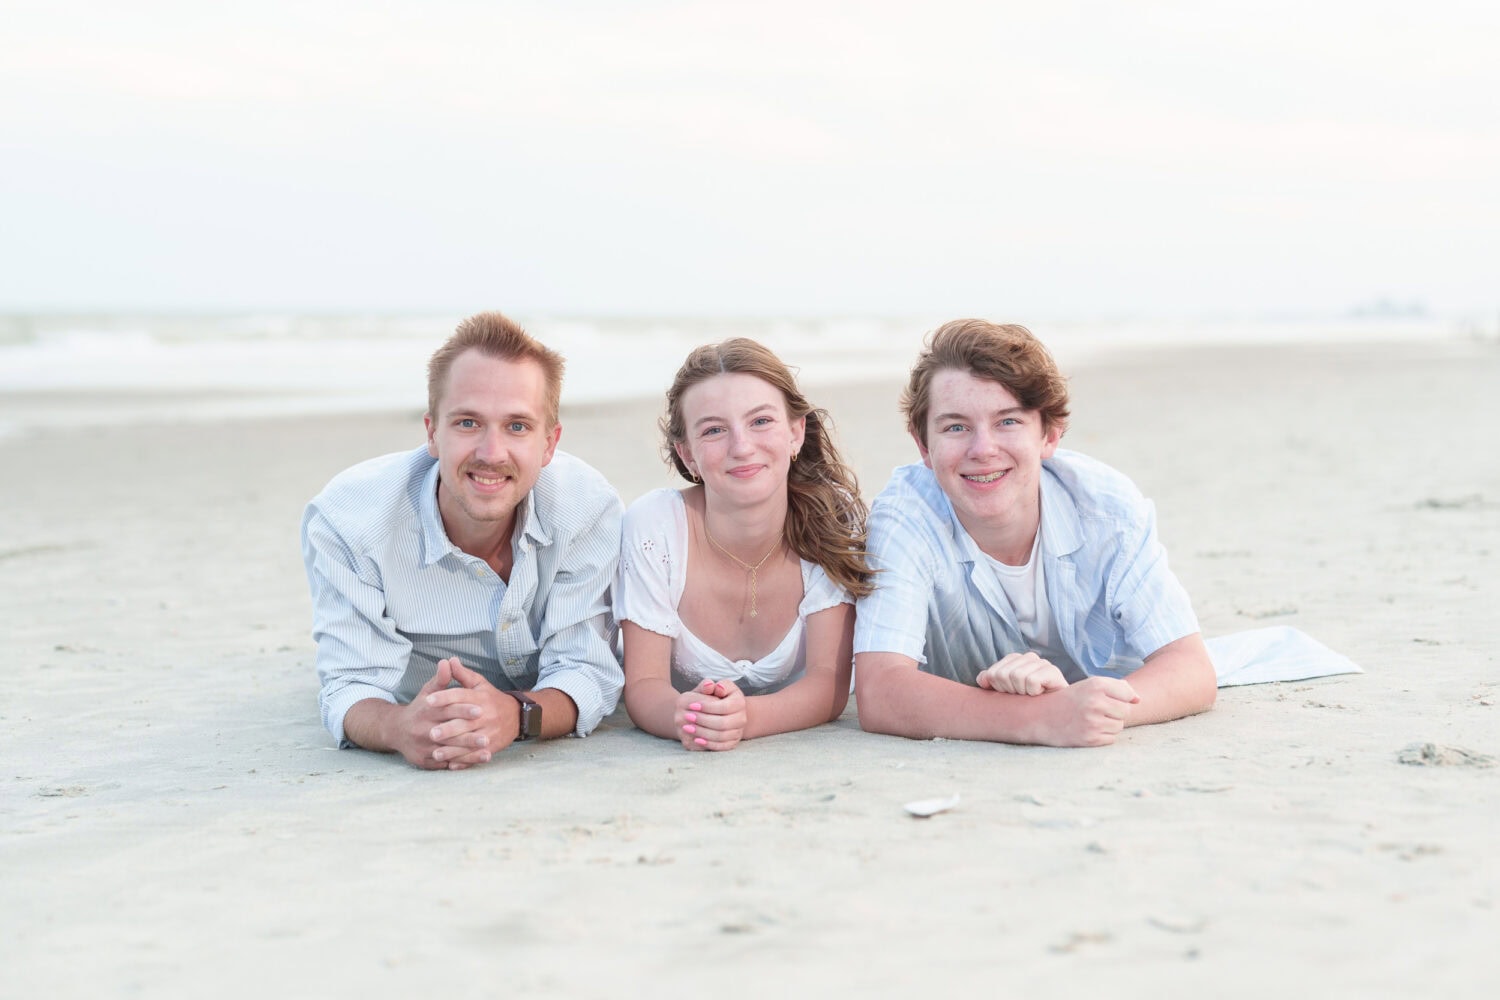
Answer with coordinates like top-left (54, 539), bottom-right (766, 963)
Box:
top-left (961, 470), bottom-right (1008, 484)
top-left (466, 467), bottom-right (515, 491)
top-left (727, 465), bottom-right (763, 479)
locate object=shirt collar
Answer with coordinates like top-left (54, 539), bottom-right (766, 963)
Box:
top-left (949, 509), bottom-right (989, 565)
top-left (1038, 459), bottom-right (1083, 558)
top-left (418, 460), bottom-right (450, 566)
top-left (417, 457), bottom-right (551, 566)
top-left (516, 485), bottom-right (551, 549)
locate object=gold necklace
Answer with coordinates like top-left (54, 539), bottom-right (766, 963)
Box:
top-left (704, 525), bottom-right (782, 618)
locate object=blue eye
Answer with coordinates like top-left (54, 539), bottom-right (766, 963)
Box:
top-left (457, 418), bottom-right (478, 429)
top-left (509, 421), bottom-right (529, 433)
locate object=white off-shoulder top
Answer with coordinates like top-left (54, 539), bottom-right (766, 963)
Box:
top-left (614, 488), bottom-right (851, 694)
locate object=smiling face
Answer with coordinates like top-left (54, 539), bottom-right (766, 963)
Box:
top-left (916, 368), bottom-right (1062, 551)
top-left (674, 372), bottom-right (805, 509)
top-left (424, 349), bottom-right (561, 550)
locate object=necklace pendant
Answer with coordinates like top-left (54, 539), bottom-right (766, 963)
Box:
top-left (749, 609), bottom-right (758, 618)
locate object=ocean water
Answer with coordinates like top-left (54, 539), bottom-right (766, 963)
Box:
top-left (0, 312), bottom-right (1465, 438)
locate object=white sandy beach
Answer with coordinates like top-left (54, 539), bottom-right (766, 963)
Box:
top-left (3, 338), bottom-right (1497, 998)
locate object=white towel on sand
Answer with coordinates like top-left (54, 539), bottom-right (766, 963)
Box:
top-left (1208, 626), bottom-right (1363, 687)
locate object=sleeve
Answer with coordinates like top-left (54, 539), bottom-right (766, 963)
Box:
top-left (300, 503), bottom-right (413, 746)
top-left (530, 484), bottom-right (628, 737)
top-left (1105, 499), bottom-right (1200, 661)
top-left (612, 491), bottom-right (684, 637)
top-left (852, 502), bottom-right (936, 664)
top-left (798, 561), bottom-right (853, 620)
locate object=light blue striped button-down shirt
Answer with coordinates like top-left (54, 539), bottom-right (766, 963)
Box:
top-left (854, 450), bottom-right (1198, 684)
top-left (301, 446), bottom-right (624, 745)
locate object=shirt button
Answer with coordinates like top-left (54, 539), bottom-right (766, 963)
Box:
top-left (472, 566), bottom-right (485, 577)
top-left (507, 657), bottom-right (520, 666)
top-left (500, 620), bottom-right (511, 632)
top-left (735, 660), bottom-right (752, 671)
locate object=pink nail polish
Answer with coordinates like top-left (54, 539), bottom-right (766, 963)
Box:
top-left (684, 712), bottom-right (697, 723)
top-left (683, 724), bottom-right (697, 734)
top-left (695, 737), bottom-right (708, 746)
top-left (689, 703), bottom-right (703, 712)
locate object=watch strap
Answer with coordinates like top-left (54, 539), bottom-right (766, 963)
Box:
top-left (505, 690), bottom-right (543, 741)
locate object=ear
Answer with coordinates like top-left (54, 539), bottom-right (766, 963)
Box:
top-left (790, 414), bottom-right (806, 456)
top-left (541, 421), bottom-right (563, 466)
top-left (424, 412), bottom-right (439, 458)
top-left (1039, 420), bottom-right (1063, 460)
top-left (673, 439), bottom-right (694, 476)
top-left (910, 427), bottom-right (932, 469)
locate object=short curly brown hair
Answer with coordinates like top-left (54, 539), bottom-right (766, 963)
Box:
top-left (901, 319), bottom-right (1070, 447)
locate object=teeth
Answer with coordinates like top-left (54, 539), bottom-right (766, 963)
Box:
top-left (473, 475), bottom-right (502, 485)
top-left (963, 472), bottom-right (1005, 483)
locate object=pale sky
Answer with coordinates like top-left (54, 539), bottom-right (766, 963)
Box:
top-left (3, 0), bottom-right (1497, 318)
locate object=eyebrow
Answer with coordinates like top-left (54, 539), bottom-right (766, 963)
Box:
top-left (445, 406), bottom-right (538, 422)
top-left (932, 406), bottom-right (1025, 422)
top-left (692, 402), bottom-right (777, 429)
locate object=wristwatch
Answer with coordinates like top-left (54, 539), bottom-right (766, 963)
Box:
top-left (505, 690), bottom-right (543, 741)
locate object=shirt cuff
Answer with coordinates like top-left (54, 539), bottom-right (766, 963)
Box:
top-left (801, 592), bottom-right (853, 619)
top-left (852, 627), bottom-right (928, 665)
top-left (533, 670), bottom-right (612, 737)
top-left (1123, 614), bottom-right (1200, 665)
top-left (322, 682), bottom-right (398, 748)
top-left (615, 613), bottom-right (680, 639)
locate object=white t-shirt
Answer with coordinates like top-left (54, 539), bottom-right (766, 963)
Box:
top-left (614, 488), bottom-right (851, 694)
top-left (980, 524), bottom-right (1077, 673)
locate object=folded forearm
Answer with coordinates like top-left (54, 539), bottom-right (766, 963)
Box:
top-left (1123, 636), bottom-right (1217, 727)
top-left (859, 667), bottom-right (1046, 742)
top-left (622, 677), bottom-right (684, 741)
top-left (340, 697), bottom-right (404, 753)
top-left (743, 673), bottom-right (849, 739)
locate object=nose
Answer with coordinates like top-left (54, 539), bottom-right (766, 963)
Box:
top-left (476, 426), bottom-right (508, 464)
top-left (966, 426), bottom-right (999, 459)
top-left (728, 426), bottom-right (755, 458)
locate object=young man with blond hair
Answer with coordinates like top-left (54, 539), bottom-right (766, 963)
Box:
top-left (854, 319), bottom-right (1216, 747)
top-left (302, 312), bottom-right (624, 769)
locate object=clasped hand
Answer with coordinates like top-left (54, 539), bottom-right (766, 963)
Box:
top-left (673, 679), bottom-right (747, 751)
top-left (976, 651), bottom-right (1069, 695)
top-left (392, 657), bottom-right (520, 770)
top-left (977, 651), bottom-right (1140, 747)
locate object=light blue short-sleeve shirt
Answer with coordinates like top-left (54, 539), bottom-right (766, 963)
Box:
top-left (301, 446), bottom-right (625, 745)
top-left (854, 449), bottom-right (1198, 684)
